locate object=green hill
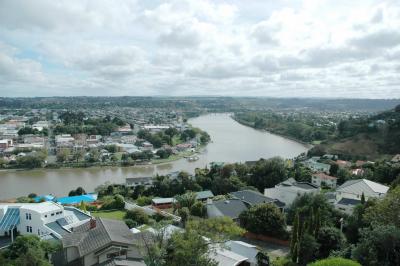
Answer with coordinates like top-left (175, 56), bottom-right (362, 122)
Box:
top-left (318, 105), bottom-right (400, 159)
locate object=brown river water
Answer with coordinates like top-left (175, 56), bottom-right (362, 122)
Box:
top-left (0, 113), bottom-right (309, 199)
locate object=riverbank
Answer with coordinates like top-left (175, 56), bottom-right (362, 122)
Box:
top-left (0, 145), bottom-right (206, 173)
top-left (232, 115), bottom-right (313, 148)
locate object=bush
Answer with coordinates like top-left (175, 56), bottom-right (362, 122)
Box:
top-left (308, 257), bottom-right (361, 266)
top-left (124, 208), bottom-right (150, 225)
top-left (124, 219), bottom-right (137, 229)
top-left (101, 194), bottom-right (125, 210)
top-left (136, 196), bottom-right (153, 206)
top-left (239, 203), bottom-right (287, 238)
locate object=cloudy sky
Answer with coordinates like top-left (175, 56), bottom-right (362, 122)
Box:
top-left (0, 0), bottom-right (399, 98)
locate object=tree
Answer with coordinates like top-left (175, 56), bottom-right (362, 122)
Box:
top-left (190, 201), bottom-right (206, 217)
top-left (165, 229), bottom-right (217, 266)
top-left (56, 149), bottom-right (70, 163)
top-left (137, 196), bottom-right (153, 206)
top-left (177, 207), bottom-right (190, 227)
top-left (0, 235), bottom-right (60, 266)
top-left (352, 225), bottom-right (400, 266)
top-left (308, 257), bottom-right (361, 266)
top-left (248, 157), bottom-right (287, 192)
top-left (16, 155), bottom-right (44, 169)
top-left (173, 192), bottom-right (197, 212)
top-left (363, 186), bottom-right (400, 227)
top-left (316, 227), bottom-right (345, 259)
top-left (239, 203), bottom-right (287, 238)
top-left (298, 233), bottom-right (319, 265)
top-left (124, 208), bottom-right (150, 225)
top-left (329, 163), bottom-right (339, 176)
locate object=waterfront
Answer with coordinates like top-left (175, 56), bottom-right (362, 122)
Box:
top-left (0, 113), bottom-right (309, 199)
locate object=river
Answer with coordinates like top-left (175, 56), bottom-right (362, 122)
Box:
top-left (0, 113), bottom-right (309, 200)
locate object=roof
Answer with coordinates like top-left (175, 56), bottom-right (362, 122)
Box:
top-left (0, 207), bottom-right (20, 231)
top-left (337, 179), bottom-right (389, 195)
top-left (0, 202), bottom-right (62, 213)
top-left (62, 218), bottom-right (137, 257)
top-left (99, 259), bottom-right (146, 266)
top-left (211, 246), bottom-right (248, 266)
top-left (313, 172), bottom-right (337, 180)
top-left (229, 190), bottom-right (275, 206)
top-left (195, 190), bottom-right (214, 200)
top-left (226, 241), bottom-right (259, 264)
top-left (207, 199), bottom-right (248, 220)
top-left (152, 198), bottom-right (174, 204)
top-left (336, 198), bottom-right (362, 206)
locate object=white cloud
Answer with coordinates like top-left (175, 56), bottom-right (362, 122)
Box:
top-left (0, 0), bottom-right (399, 98)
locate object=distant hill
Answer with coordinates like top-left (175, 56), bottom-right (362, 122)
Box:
top-left (320, 105), bottom-right (400, 158)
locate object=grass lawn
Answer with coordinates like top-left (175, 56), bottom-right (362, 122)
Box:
top-left (91, 210), bottom-right (126, 221)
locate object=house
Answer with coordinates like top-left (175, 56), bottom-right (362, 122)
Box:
top-left (0, 202), bottom-right (92, 242)
top-left (336, 160), bottom-right (352, 169)
top-left (391, 154), bottom-right (400, 164)
top-left (0, 139), bottom-right (13, 150)
top-left (195, 190), bottom-right (214, 201)
top-left (311, 173), bottom-right (337, 188)
top-left (351, 168), bottom-right (365, 176)
top-left (57, 218), bottom-right (144, 266)
top-left (302, 158), bottom-right (331, 173)
top-left (229, 190), bottom-right (285, 210)
top-left (335, 179), bottom-right (389, 202)
top-left (86, 135), bottom-right (102, 145)
top-left (334, 198), bottom-right (362, 215)
top-left (141, 142), bottom-right (153, 151)
top-left (206, 199), bottom-right (248, 223)
top-left (32, 121), bottom-right (49, 131)
top-left (210, 245), bottom-right (249, 266)
top-left (126, 177), bottom-right (153, 188)
top-left (264, 178), bottom-right (320, 207)
top-left (151, 198), bottom-right (175, 209)
top-left (224, 240), bottom-right (268, 266)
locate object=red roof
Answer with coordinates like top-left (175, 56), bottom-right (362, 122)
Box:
top-left (313, 172), bottom-right (337, 180)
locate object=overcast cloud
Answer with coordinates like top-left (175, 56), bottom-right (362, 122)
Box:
top-left (0, 0), bottom-right (399, 98)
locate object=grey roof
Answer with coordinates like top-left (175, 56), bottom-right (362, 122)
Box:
top-left (293, 182), bottom-right (319, 190)
top-left (226, 241), bottom-right (259, 264)
top-left (99, 259), bottom-right (146, 266)
top-left (230, 190), bottom-right (275, 206)
top-left (207, 199), bottom-right (248, 220)
top-left (62, 218), bottom-right (137, 257)
top-left (195, 190), bottom-right (214, 200)
top-left (64, 206), bottom-right (92, 221)
top-left (45, 221), bottom-right (70, 236)
top-left (337, 198), bottom-right (362, 206)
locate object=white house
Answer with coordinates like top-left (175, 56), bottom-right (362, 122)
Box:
top-left (334, 179), bottom-right (389, 214)
top-left (264, 178), bottom-right (320, 207)
top-left (0, 202), bottom-right (91, 242)
top-left (312, 172), bottom-right (337, 188)
top-left (336, 179), bottom-right (389, 201)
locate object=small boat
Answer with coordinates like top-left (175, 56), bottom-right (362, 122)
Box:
top-left (187, 156), bottom-right (199, 162)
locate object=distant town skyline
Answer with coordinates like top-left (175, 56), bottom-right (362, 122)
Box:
top-left (0, 0), bottom-right (399, 98)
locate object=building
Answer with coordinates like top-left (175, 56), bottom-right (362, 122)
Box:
top-left (334, 198), bottom-right (362, 215)
top-left (126, 177), bottom-right (154, 188)
top-left (195, 190), bottom-right (214, 201)
top-left (0, 202), bottom-right (91, 242)
top-left (334, 179), bottom-right (389, 214)
top-left (0, 139), bottom-right (13, 150)
top-left (302, 158), bottom-right (331, 173)
top-left (229, 190), bottom-right (285, 210)
top-left (151, 198), bottom-right (175, 209)
top-left (336, 179), bottom-right (388, 201)
top-left (264, 178), bottom-right (320, 207)
top-left (56, 218), bottom-right (144, 266)
top-left (311, 173), bottom-right (337, 188)
top-left (206, 199), bottom-right (248, 223)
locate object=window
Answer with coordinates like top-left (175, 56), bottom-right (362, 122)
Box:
top-left (26, 213), bottom-right (31, 220)
top-left (44, 215), bottom-right (47, 218)
top-left (51, 213), bottom-right (54, 216)
top-left (26, 226), bottom-right (32, 233)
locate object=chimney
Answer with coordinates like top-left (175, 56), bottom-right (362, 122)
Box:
top-left (90, 218), bottom-right (96, 229)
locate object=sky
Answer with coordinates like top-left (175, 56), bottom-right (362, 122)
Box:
top-left (0, 0), bottom-right (399, 98)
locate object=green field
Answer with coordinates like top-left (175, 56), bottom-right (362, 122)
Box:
top-left (91, 210), bottom-right (126, 220)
